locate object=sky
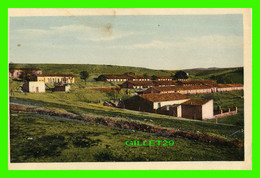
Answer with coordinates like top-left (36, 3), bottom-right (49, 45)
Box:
top-left (9, 14), bottom-right (244, 70)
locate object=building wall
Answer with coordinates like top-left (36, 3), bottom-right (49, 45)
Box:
top-left (177, 105), bottom-right (182, 117)
top-left (65, 85), bottom-right (71, 92)
top-left (107, 78), bottom-right (128, 82)
top-left (157, 79), bottom-right (172, 81)
top-left (123, 96), bottom-right (154, 112)
top-left (37, 76), bottom-right (75, 84)
top-left (217, 87), bottom-right (243, 92)
top-left (10, 69), bottom-right (22, 78)
top-left (182, 105), bottom-right (202, 120)
top-left (201, 100), bottom-right (214, 120)
top-left (121, 82), bottom-right (153, 89)
top-left (143, 88), bottom-right (160, 94)
top-left (153, 99), bottom-right (189, 109)
top-left (132, 79), bottom-right (150, 81)
top-left (29, 82), bottom-right (45, 93)
top-left (121, 82), bottom-right (134, 88)
top-left (9, 69), bottom-right (42, 78)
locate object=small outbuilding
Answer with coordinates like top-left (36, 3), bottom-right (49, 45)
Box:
top-left (22, 81), bottom-right (46, 93)
top-left (52, 84), bottom-right (71, 92)
top-left (181, 99), bottom-right (214, 120)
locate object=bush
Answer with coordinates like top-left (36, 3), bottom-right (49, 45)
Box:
top-left (22, 135), bottom-right (68, 158)
top-left (94, 149), bottom-right (124, 161)
top-left (72, 136), bottom-right (101, 148)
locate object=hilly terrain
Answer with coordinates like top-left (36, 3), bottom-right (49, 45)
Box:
top-left (9, 63), bottom-right (244, 162)
top-left (9, 63), bottom-right (171, 79)
top-left (183, 67), bottom-right (243, 84)
top-left (10, 63), bottom-right (243, 84)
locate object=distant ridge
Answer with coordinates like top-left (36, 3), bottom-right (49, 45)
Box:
top-left (182, 67), bottom-right (243, 71)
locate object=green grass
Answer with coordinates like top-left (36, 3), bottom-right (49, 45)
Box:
top-left (10, 63), bottom-right (171, 81)
top-left (10, 95), bottom-right (244, 141)
top-left (184, 67), bottom-right (243, 83)
top-left (8, 64), bottom-right (245, 162)
top-left (10, 64), bottom-right (243, 88)
top-left (10, 112), bottom-right (244, 162)
top-left (9, 77), bottom-right (244, 141)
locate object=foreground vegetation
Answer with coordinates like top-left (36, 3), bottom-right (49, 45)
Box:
top-left (10, 89), bottom-right (244, 141)
top-left (10, 112), bottom-right (244, 162)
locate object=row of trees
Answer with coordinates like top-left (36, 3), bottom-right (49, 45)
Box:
top-left (144, 71), bottom-right (189, 80)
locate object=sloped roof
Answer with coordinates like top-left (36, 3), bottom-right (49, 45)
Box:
top-left (154, 85), bottom-right (212, 91)
top-left (139, 93), bottom-right (189, 102)
top-left (124, 81), bottom-right (154, 86)
top-left (153, 80), bottom-right (176, 85)
top-left (36, 74), bottom-right (74, 77)
top-left (182, 98), bottom-right (211, 106)
top-left (177, 80), bottom-right (216, 84)
top-left (216, 84), bottom-right (243, 88)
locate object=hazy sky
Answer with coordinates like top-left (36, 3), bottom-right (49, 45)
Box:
top-left (9, 14), bottom-right (243, 70)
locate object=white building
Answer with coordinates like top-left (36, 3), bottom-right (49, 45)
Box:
top-left (22, 81), bottom-right (45, 93)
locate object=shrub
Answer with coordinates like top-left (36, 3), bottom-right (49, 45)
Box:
top-left (72, 136), bottom-right (101, 148)
top-left (22, 135), bottom-right (68, 158)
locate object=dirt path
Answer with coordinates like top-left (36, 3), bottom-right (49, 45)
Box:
top-left (10, 103), bottom-right (243, 148)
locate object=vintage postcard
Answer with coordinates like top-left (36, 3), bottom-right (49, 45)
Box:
top-left (8, 8), bottom-right (252, 170)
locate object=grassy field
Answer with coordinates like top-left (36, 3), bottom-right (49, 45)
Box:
top-left (183, 67), bottom-right (243, 84)
top-left (10, 78), bottom-right (244, 141)
top-left (9, 64), bottom-right (244, 162)
top-left (10, 112), bottom-right (244, 162)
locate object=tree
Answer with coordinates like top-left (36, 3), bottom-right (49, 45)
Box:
top-left (174, 71), bottom-right (188, 80)
top-left (80, 71), bottom-right (89, 84)
top-left (19, 68), bottom-right (33, 81)
top-left (170, 72), bottom-right (175, 79)
top-left (151, 75), bottom-right (158, 80)
top-left (143, 73), bottom-right (149, 77)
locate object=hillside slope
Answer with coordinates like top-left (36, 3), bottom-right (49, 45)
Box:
top-left (183, 67), bottom-right (243, 84)
top-left (9, 63), bottom-right (172, 79)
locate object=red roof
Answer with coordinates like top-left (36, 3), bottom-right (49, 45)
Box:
top-left (182, 98), bottom-right (211, 105)
top-left (177, 80), bottom-right (216, 84)
top-left (153, 81), bottom-right (176, 85)
top-left (215, 84), bottom-right (243, 88)
top-left (124, 81), bottom-right (154, 86)
top-left (154, 85), bottom-right (212, 91)
top-left (139, 93), bottom-right (189, 102)
top-left (36, 74), bottom-right (74, 77)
